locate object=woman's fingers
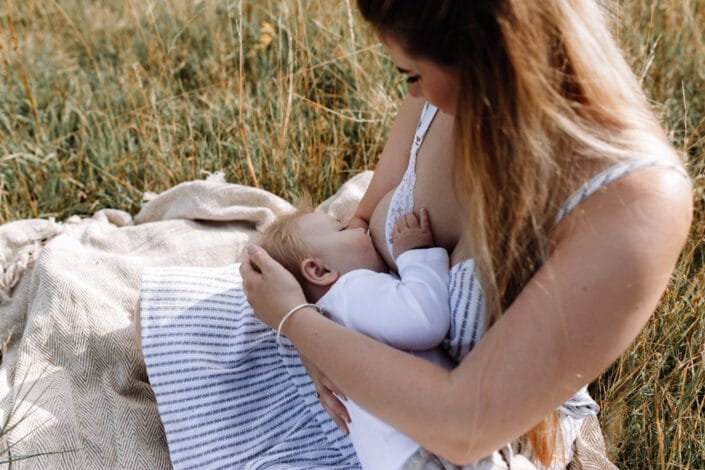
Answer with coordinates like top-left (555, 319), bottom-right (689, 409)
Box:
top-left (318, 388), bottom-right (351, 435)
top-left (239, 254), bottom-right (259, 281)
top-left (320, 375), bottom-right (347, 401)
top-left (302, 355), bottom-right (351, 434)
top-left (245, 245), bottom-right (275, 277)
top-left (239, 245), bottom-right (307, 329)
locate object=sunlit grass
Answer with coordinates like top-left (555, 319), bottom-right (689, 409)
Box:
top-left (1, 0), bottom-right (703, 466)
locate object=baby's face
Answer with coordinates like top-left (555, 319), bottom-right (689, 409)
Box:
top-left (296, 213), bottom-right (387, 276)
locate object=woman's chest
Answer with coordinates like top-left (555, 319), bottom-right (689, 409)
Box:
top-left (369, 124), bottom-right (469, 270)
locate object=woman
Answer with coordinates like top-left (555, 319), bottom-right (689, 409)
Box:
top-left (240, 0), bottom-right (692, 466)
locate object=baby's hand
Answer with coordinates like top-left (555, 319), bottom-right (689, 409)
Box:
top-left (392, 208), bottom-right (434, 259)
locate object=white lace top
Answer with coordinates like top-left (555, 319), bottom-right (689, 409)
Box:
top-left (384, 101), bottom-right (439, 258)
top-left (383, 102), bottom-right (487, 362)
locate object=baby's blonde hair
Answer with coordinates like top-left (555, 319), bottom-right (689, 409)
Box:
top-left (258, 195), bottom-right (315, 288)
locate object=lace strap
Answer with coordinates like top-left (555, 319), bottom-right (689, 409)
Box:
top-left (413, 102), bottom-right (438, 145)
top-left (555, 159), bottom-right (689, 225)
top-left (406, 102), bottom-right (438, 179)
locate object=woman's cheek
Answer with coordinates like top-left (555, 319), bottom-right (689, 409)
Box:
top-left (407, 81), bottom-right (423, 98)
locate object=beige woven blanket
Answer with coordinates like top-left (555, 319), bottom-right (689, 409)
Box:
top-left (0, 172), bottom-right (372, 469)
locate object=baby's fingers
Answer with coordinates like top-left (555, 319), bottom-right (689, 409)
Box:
top-left (404, 212), bottom-right (420, 229)
top-left (394, 212), bottom-right (417, 234)
top-left (393, 215), bottom-right (408, 233)
top-left (418, 207), bottom-right (430, 231)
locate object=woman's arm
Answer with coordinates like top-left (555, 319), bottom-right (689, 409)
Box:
top-left (429, 169), bottom-right (692, 461)
top-left (346, 95), bottom-right (426, 229)
top-left (242, 169), bottom-right (692, 464)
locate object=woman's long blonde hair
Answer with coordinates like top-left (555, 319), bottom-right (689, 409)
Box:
top-left (358, 0), bottom-right (675, 464)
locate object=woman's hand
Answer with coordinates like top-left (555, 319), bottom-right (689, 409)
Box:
top-left (241, 245), bottom-right (353, 433)
top-left (239, 245), bottom-right (307, 329)
top-left (300, 355), bottom-right (351, 435)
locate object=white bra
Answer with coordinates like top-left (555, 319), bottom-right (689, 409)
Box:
top-left (384, 102), bottom-right (439, 259)
top-left (384, 102), bottom-right (689, 261)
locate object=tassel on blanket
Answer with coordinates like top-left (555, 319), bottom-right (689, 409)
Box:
top-left (0, 219), bottom-right (64, 304)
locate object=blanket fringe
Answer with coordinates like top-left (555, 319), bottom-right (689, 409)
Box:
top-left (0, 219), bottom-right (64, 304)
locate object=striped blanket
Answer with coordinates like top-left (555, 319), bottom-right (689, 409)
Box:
top-left (0, 172), bottom-right (371, 469)
top-left (140, 265), bottom-right (358, 469)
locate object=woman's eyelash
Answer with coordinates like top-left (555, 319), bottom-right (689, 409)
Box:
top-left (406, 75), bottom-right (420, 84)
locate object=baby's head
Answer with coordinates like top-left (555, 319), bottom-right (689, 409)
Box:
top-left (259, 198), bottom-right (387, 302)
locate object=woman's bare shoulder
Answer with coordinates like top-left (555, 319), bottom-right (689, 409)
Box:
top-left (553, 163), bottom-right (693, 253)
top-left (458, 166), bottom-right (693, 460)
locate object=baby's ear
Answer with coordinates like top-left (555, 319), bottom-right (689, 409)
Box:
top-left (301, 258), bottom-right (338, 286)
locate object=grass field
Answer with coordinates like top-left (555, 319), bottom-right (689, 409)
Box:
top-left (1, 0), bottom-right (703, 467)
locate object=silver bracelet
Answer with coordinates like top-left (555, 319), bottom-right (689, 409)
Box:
top-left (276, 303), bottom-right (323, 350)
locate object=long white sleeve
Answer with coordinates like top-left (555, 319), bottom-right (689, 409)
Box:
top-left (318, 247), bottom-right (450, 351)
top-left (316, 247), bottom-right (451, 470)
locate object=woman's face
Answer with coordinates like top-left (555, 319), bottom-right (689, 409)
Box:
top-left (381, 36), bottom-right (460, 115)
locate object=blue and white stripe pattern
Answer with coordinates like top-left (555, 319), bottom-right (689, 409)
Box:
top-left (140, 264), bottom-right (359, 470)
top-left (444, 259), bottom-right (485, 363)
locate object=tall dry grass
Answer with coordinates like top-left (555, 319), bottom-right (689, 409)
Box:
top-left (0, 0), bottom-right (703, 467)
top-left (0, 0), bottom-right (400, 220)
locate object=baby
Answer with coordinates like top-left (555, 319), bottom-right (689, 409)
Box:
top-left (259, 200), bottom-right (454, 470)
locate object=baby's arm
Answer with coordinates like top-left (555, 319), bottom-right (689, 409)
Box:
top-left (336, 209), bottom-right (450, 351)
top-left (337, 250), bottom-right (449, 351)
